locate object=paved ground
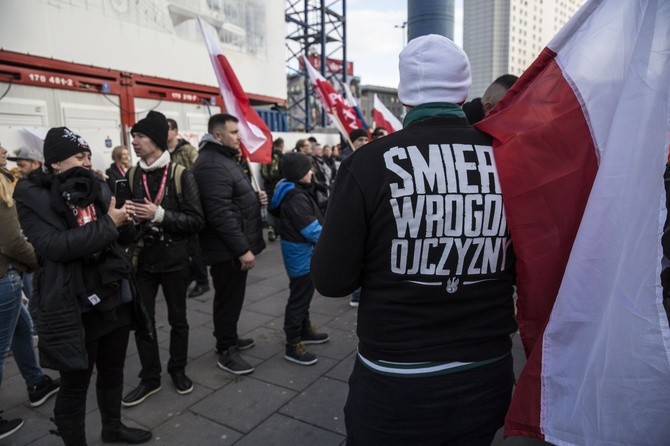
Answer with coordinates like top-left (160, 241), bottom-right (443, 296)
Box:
top-left (1, 234), bottom-right (550, 445)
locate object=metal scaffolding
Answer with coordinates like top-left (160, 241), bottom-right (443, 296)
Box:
top-left (285, 0), bottom-right (347, 132)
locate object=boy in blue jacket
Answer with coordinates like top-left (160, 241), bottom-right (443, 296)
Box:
top-left (270, 153), bottom-right (329, 365)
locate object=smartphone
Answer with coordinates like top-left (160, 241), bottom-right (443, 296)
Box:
top-left (114, 179), bottom-right (131, 208)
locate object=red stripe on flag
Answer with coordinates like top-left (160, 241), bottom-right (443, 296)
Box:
top-left (476, 48), bottom-right (599, 439)
top-left (216, 55), bottom-right (272, 164)
top-left (373, 109), bottom-right (395, 133)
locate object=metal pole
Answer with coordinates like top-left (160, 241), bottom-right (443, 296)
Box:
top-left (320, 0), bottom-right (327, 128)
top-left (304, 0), bottom-right (311, 131)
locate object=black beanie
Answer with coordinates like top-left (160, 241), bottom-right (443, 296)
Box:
top-left (131, 110), bottom-right (168, 151)
top-left (281, 152), bottom-right (312, 183)
top-left (43, 127), bottom-right (91, 166)
top-left (348, 128), bottom-right (368, 142)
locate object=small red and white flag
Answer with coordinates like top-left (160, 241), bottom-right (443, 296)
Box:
top-left (372, 94), bottom-right (402, 133)
top-left (302, 55), bottom-right (364, 143)
top-left (477, 0), bottom-right (670, 444)
top-left (198, 18), bottom-right (272, 164)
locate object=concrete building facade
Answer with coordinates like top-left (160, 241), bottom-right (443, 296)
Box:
top-left (463, 0), bottom-right (585, 98)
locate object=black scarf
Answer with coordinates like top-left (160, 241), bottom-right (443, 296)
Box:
top-left (50, 167), bottom-right (102, 228)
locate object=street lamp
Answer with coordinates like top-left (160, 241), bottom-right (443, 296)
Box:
top-left (394, 21), bottom-right (407, 47)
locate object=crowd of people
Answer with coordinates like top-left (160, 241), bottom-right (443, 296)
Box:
top-left (0, 34), bottom-right (526, 445)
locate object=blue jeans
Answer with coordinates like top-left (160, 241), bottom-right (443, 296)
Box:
top-left (22, 271), bottom-right (34, 300)
top-left (0, 269), bottom-right (43, 388)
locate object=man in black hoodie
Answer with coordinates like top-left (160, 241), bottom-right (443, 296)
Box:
top-left (312, 35), bottom-right (517, 445)
top-left (192, 113), bottom-right (267, 375)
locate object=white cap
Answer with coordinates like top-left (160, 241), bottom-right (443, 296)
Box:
top-left (398, 34), bottom-right (471, 106)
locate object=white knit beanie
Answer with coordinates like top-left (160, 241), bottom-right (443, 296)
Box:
top-left (398, 34), bottom-right (471, 106)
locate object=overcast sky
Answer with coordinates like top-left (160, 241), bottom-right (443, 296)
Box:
top-left (346, 0), bottom-right (463, 88)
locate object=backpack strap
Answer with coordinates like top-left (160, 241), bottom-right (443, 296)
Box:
top-left (170, 163), bottom-right (185, 199)
top-left (128, 166), bottom-right (137, 193)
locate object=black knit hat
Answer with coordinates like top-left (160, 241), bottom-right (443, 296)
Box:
top-left (43, 127), bottom-right (91, 166)
top-left (281, 152), bottom-right (312, 183)
top-left (348, 128), bottom-right (368, 142)
top-left (131, 110), bottom-right (168, 151)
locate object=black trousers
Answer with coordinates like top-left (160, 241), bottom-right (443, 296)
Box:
top-left (189, 235), bottom-right (209, 286)
top-left (284, 274), bottom-right (314, 342)
top-left (54, 324), bottom-right (130, 420)
top-left (210, 260), bottom-right (248, 351)
top-left (344, 353), bottom-right (514, 446)
top-left (134, 266), bottom-right (190, 383)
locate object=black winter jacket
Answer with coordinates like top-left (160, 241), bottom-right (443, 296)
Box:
top-left (312, 115), bottom-right (517, 363)
top-left (129, 157), bottom-right (204, 273)
top-left (192, 135), bottom-right (265, 264)
top-left (14, 173), bottom-right (134, 370)
top-left (105, 163), bottom-right (126, 192)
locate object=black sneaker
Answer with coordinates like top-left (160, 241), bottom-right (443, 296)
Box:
top-left (217, 347), bottom-right (254, 375)
top-left (285, 342), bottom-right (318, 366)
top-left (170, 372), bottom-right (193, 395)
top-left (214, 338), bottom-right (255, 354)
top-left (0, 413), bottom-right (23, 440)
top-left (188, 283), bottom-right (210, 298)
top-left (122, 381), bottom-right (161, 407)
top-left (28, 375), bottom-right (60, 407)
top-left (301, 327), bottom-right (330, 345)
top-left (237, 338), bottom-right (255, 350)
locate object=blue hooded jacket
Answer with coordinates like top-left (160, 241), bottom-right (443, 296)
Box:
top-left (270, 180), bottom-right (323, 278)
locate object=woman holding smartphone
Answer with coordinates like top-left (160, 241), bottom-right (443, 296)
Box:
top-left (14, 127), bottom-right (151, 445)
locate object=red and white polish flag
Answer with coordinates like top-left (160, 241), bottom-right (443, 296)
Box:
top-left (198, 18), bottom-right (272, 164)
top-left (477, 0), bottom-right (670, 444)
top-left (372, 94), bottom-right (402, 133)
top-left (302, 55), bottom-right (364, 142)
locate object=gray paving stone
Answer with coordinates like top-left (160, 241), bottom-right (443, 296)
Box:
top-left (237, 309), bottom-right (277, 338)
top-left (310, 327), bottom-right (358, 361)
top-left (187, 324), bottom-right (217, 360)
top-left (246, 272), bottom-right (266, 286)
top-left (322, 307), bottom-right (358, 332)
top-left (280, 377), bottom-right (348, 435)
top-left (120, 382), bottom-right (212, 429)
top-left (236, 325), bottom-right (286, 360)
top-left (325, 352), bottom-right (355, 383)
top-left (0, 370), bottom-right (30, 411)
top-left (185, 307), bottom-right (212, 328)
top-left (184, 293), bottom-right (214, 312)
top-left (191, 377), bottom-right (297, 433)
top-left (151, 410), bottom-right (242, 444)
top-left (244, 292), bottom-right (289, 317)
top-left (252, 350), bottom-right (338, 392)
top-left (235, 413), bottom-right (344, 446)
top-left (309, 293), bottom-right (354, 317)
top-left (244, 281), bottom-right (289, 304)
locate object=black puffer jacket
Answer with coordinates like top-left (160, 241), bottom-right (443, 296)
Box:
top-left (128, 156), bottom-right (204, 273)
top-left (14, 172), bottom-right (134, 370)
top-left (192, 134), bottom-right (265, 264)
